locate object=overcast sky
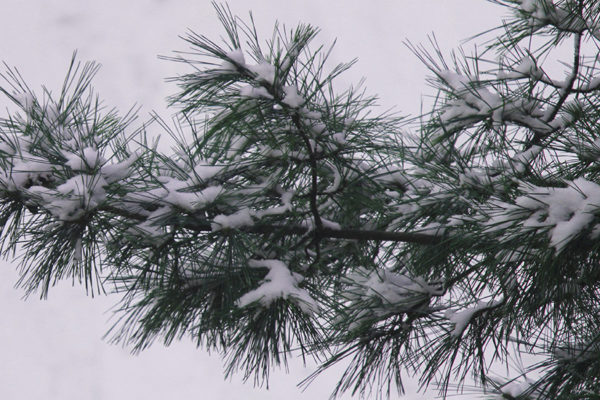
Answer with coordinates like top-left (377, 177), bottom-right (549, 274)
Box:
top-left (0, 2), bottom-right (503, 399)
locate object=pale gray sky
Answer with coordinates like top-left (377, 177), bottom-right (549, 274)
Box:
top-left (0, 2), bottom-right (501, 399)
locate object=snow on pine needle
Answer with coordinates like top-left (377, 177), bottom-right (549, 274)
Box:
top-left (4, 2), bottom-right (600, 399)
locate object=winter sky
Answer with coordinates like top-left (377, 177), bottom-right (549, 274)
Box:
top-left (0, 1), bottom-right (502, 399)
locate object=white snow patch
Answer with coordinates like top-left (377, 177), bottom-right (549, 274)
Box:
top-left (1, 155), bottom-right (54, 190)
top-left (247, 62), bottom-right (276, 83)
top-left (516, 178), bottom-right (600, 252)
top-left (343, 269), bottom-right (441, 330)
top-left (282, 85), bottom-right (304, 108)
top-left (236, 259), bottom-right (317, 313)
top-left (30, 174), bottom-right (108, 221)
top-left (362, 270), bottom-right (440, 305)
top-left (101, 153), bottom-right (137, 183)
top-left (160, 177), bottom-right (222, 211)
top-left (127, 206), bottom-right (170, 245)
top-left (239, 85), bottom-right (273, 100)
top-left (323, 162), bottom-right (342, 194)
top-left (254, 191), bottom-right (293, 219)
top-left (492, 378), bottom-right (541, 399)
top-left (199, 185), bottom-right (222, 204)
top-left (211, 208), bottom-right (254, 231)
top-left (445, 299), bottom-right (502, 337)
top-left (220, 48), bottom-right (246, 71)
top-left (64, 147), bottom-right (104, 171)
top-left (332, 132), bottom-right (346, 145)
top-left (300, 109), bottom-right (322, 119)
top-left (300, 216), bottom-right (341, 231)
top-left (192, 163), bottom-right (223, 182)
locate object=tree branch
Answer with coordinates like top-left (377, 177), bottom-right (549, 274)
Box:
top-left (101, 204), bottom-right (440, 244)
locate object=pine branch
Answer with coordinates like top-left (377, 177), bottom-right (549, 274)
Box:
top-left (101, 204), bottom-right (439, 244)
top-left (5, 2), bottom-right (600, 399)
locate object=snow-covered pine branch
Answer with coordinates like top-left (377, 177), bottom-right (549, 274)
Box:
top-left (2, 1), bottom-right (600, 399)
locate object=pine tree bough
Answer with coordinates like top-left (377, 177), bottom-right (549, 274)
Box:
top-left (3, 1), bottom-right (600, 399)
top-left (101, 203), bottom-right (441, 245)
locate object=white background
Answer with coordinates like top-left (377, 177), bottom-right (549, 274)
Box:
top-left (0, 1), bottom-right (503, 399)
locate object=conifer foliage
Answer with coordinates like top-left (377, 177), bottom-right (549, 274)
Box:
top-left (1, 1), bottom-right (600, 398)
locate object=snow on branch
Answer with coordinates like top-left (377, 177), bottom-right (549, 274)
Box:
top-left (236, 259), bottom-right (317, 313)
top-left (4, 2), bottom-right (600, 398)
